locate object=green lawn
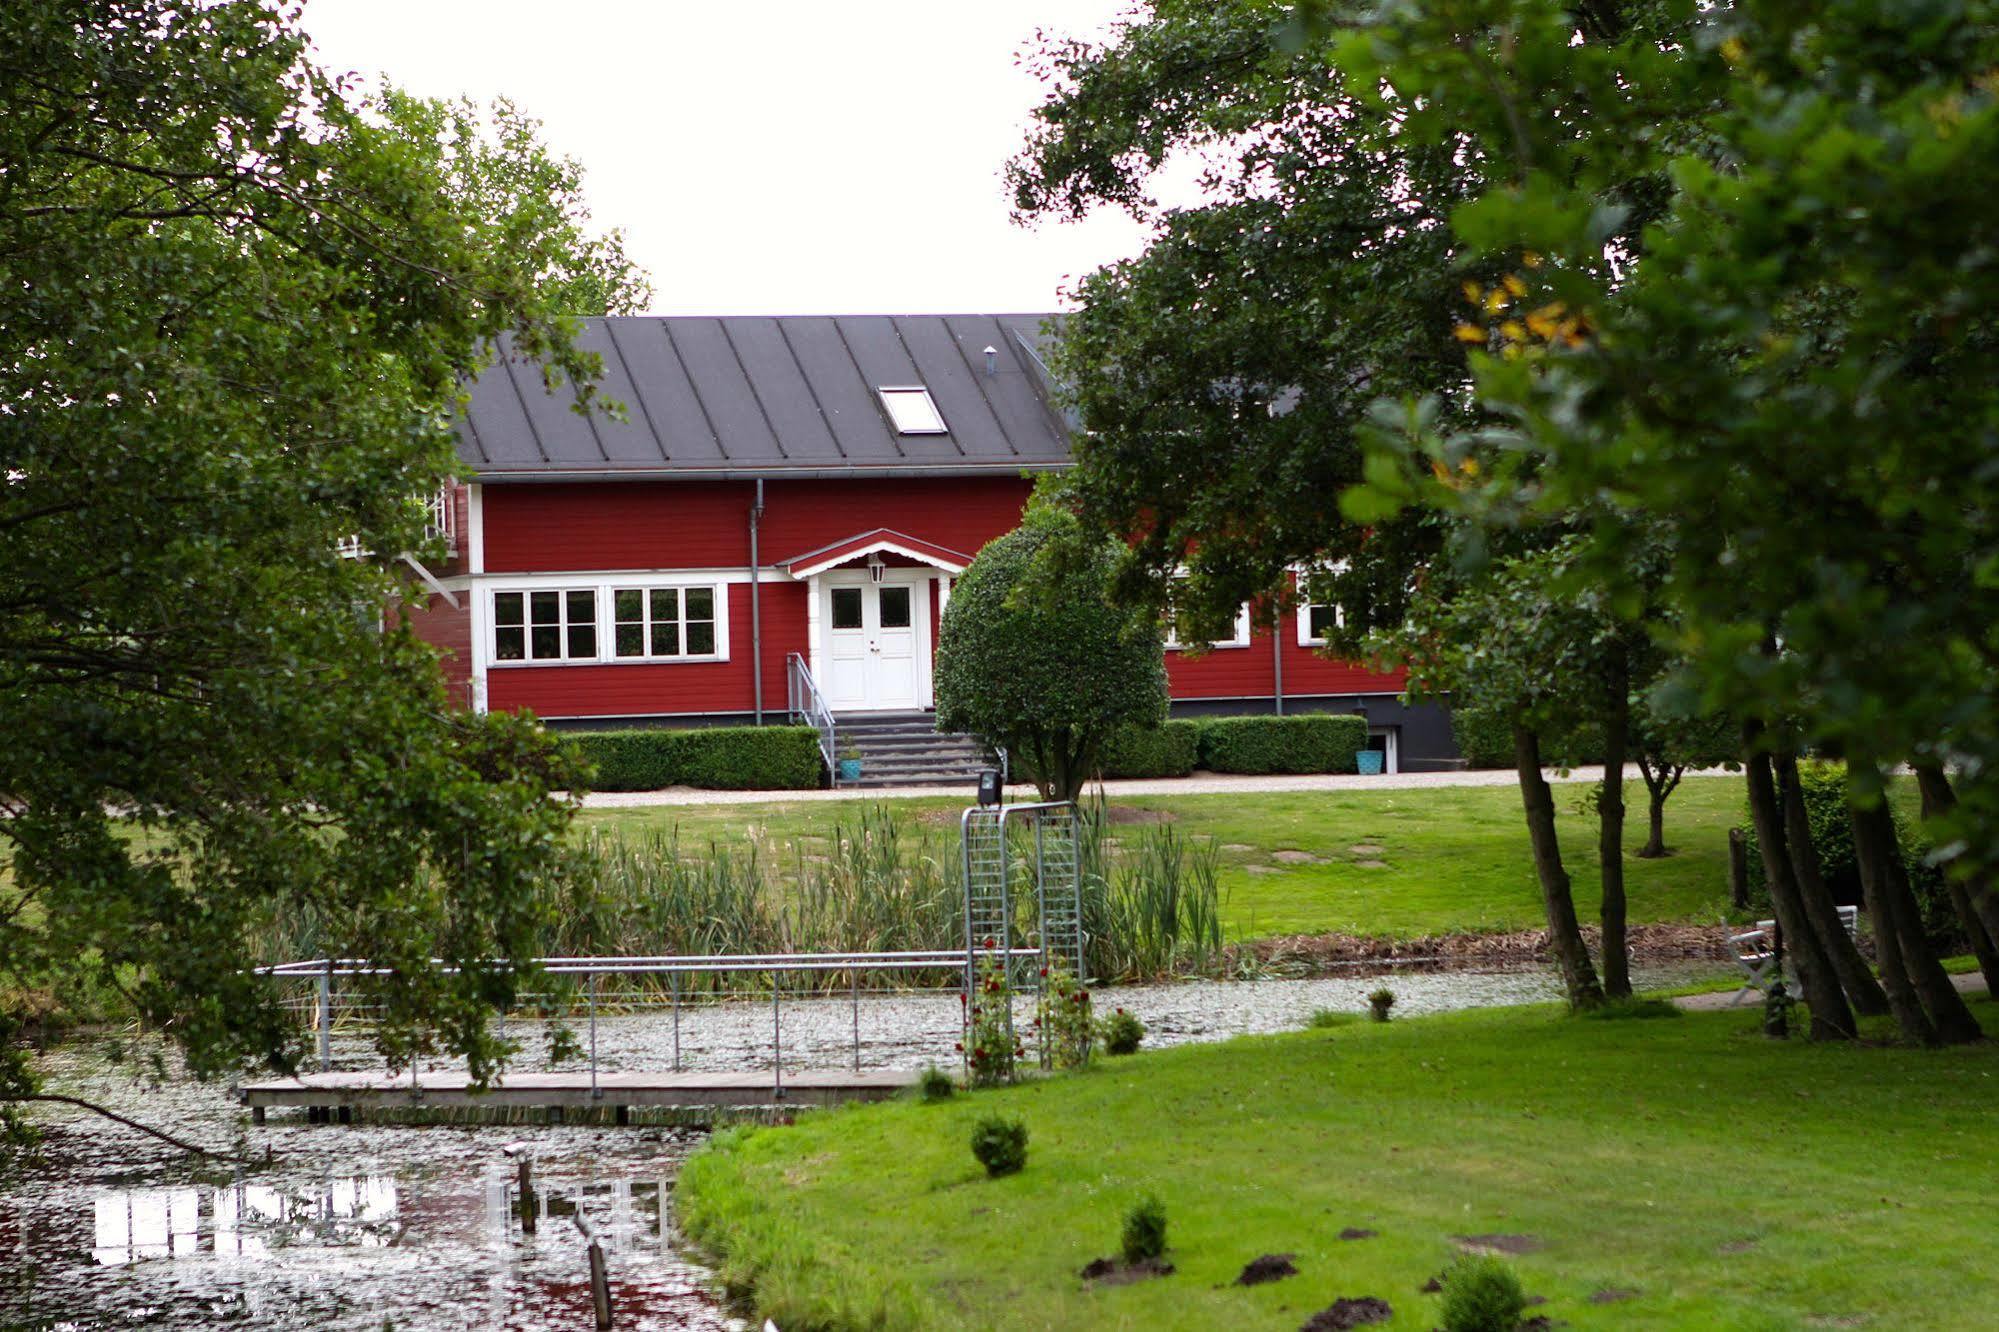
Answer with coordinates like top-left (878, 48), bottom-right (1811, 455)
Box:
top-left (679, 999), bottom-right (1999, 1330)
top-left (582, 776), bottom-right (1750, 941)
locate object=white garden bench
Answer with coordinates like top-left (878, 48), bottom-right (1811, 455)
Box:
top-left (1728, 906), bottom-right (1859, 1006)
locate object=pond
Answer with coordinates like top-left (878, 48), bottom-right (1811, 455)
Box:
top-left (1, 960), bottom-right (1732, 1329)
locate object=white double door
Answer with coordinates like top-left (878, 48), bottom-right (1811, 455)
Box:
top-left (822, 574), bottom-right (929, 712)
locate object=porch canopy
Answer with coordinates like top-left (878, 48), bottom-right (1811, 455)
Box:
top-left (777, 528), bottom-right (973, 579)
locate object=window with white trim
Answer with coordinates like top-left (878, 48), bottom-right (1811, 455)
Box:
top-left (612, 584), bottom-right (719, 659)
top-left (493, 589), bottom-right (598, 662)
top-left (1298, 600), bottom-right (1343, 646)
top-left (1163, 579), bottom-right (1252, 650)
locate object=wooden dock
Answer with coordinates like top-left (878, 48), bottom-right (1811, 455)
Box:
top-left (241, 1068), bottom-right (918, 1124)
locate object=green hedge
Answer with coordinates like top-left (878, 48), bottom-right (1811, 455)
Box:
top-left (1099, 720), bottom-right (1202, 779)
top-left (567, 725), bottom-right (825, 792)
top-left (1197, 713), bottom-right (1370, 775)
top-left (1451, 702), bottom-right (1515, 770)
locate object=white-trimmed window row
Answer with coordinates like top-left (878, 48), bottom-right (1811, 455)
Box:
top-left (491, 582), bottom-right (727, 665)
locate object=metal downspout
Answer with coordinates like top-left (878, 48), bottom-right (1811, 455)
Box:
top-left (751, 479), bottom-right (766, 724)
top-left (1272, 610), bottom-right (1285, 716)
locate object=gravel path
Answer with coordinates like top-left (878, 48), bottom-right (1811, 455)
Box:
top-left (579, 763), bottom-right (1736, 809)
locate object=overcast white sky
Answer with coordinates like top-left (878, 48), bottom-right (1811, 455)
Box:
top-left (301, 0), bottom-right (1157, 316)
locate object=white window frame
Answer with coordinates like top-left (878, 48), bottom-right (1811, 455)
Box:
top-left (486, 577), bottom-right (730, 668)
top-left (609, 583), bottom-right (724, 662)
top-left (1163, 576), bottom-right (1252, 651)
top-left (1297, 600), bottom-right (1344, 646)
top-left (491, 587), bottom-right (600, 664)
top-left (425, 487), bottom-right (455, 554)
top-left (1294, 561), bottom-right (1348, 646)
top-left (877, 386), bottom-right (948, 435)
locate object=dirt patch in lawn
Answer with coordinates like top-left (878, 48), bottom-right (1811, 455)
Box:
top-left (1238, 922), bottom-right (1734, 974)
top-left (1453, 1233), bottom-right (1544, 1256)
top-left (1272, 849), bottom-right (1328, 865)
top-left (1107, 806), bottom-right (1178, 825)
top-left (1348, 843), bottom-right (1386, 856)
top-left (1299, 1296), bottom-right (1393, 1329)
top-left (1234, 1254), bottom-right (1298, 1286)
top-left (1338, 1227), bottom-right (1377, 1240)
top-left (1590, 1287), bottom-right (1639, 1304)
top-left (1080, 1255), bottom-right (1175, 1286)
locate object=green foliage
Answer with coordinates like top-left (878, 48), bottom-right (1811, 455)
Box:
top-left (1451, 703), bottom-right (1515, 770)
top-left (918, 1065), bottom-right (955, 1103)
top-left (1100, 721), bottom-right (1203, 779)
top-left (1196, 714), bottom-right (1368, 775)
top-left (0, 1), bottom-right (649, 1093)
top-left (1099, 1007), bottom-right (1146, 1055)
top-left (1739, 764), bottom-right (1960, 952)
top-left (1006, 0), bottom-right (1466, 641)
top-left (1367, 988), bottom-right (1396, 1022)
top-left (1081, 816), bottom-right (1225, 979)
top-left (1305, 1007), bottom-right (1360, 1030)
top-left (1035, 961), bottom-right (1095, 1070)
top-left (935, 505), bottom-right (1167, 802)
top-left (1439, 1256), bottom-right (1529, 1332)
top-left (1121, 1194), bottom-right (1168, 1264)
top-left (963, 953), bottom-right (1023, 1088)
top-left (567, 726), bottom-right (825, 792)
top-left (970, 1115), bottom-right (1029, 1178)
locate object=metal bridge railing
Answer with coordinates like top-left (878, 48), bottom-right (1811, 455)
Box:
top-left (260, 949), bottom-right (1043, 1100)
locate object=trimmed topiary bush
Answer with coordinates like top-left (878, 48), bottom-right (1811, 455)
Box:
top-left (970, 1115), bottom-right (1028, 1178)
top-left (917, 1065), bottom-right (954, 1102)
top-left (1121, 1194), bottom-right (1168, 1264)
top-left (936, 505), bottom-right (1168, 803)
top-left (566, 725), bottom-right (824, 792)
top-left (1439, 1255), bottom-right (1528, 1332)
top-left (1196, 714), bottom-right (1369, 775)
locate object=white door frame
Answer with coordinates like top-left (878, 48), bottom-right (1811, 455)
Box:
top-left (807, 568), bottom-right (935, 712)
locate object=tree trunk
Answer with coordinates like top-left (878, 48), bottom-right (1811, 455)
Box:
top-left (1849, 798), bottom-right (1936, 1045)
top-left (1775, 752), bottom-right (1889, 1016)
top-left (1848, 784), bottom-right (1982, 1045)
top-left (1726, 827), bottom-right (1750, 911)
top-left (1634, 756), bottom-right (1680, 859)
top-left (1913, 765), bottom-right (1999, 997)
top-left (1513, 723), bottom-right (1604, 1009)
top-left (1742, 727), bottom-right (1854, 1040)
top-left (1598, 662), bottom-right (1631, 1000)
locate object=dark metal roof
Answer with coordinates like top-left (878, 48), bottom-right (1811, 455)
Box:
top-left (458, 314), bottom-right (1070, 480)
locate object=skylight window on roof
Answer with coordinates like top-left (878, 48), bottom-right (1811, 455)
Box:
top-left (878, 386), bottom-right (947, 435)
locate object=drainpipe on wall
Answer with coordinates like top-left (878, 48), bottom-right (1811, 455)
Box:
top-left (750, 478), bottom-right (766, 725)
top-left (1272, 615), bottom-right (1285, 716)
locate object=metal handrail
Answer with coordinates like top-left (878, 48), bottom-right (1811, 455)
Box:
top-left (786, 651), bottom-right (837, 778)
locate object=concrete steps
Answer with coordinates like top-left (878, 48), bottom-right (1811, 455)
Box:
top-left (835, 712), bottom-right (990, 789)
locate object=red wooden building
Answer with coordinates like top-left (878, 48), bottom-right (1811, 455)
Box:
top-left (405, 315), bottom-right (1455, 774)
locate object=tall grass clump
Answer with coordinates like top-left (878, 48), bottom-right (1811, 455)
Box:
top-left (1081, 813), bottom-right (1225, 979)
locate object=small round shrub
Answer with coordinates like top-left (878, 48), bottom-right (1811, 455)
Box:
top-left (1439, 1255), bottom-right (1528, 1332)
top-left (970, 1115), bottom-right (1028, 1178)
top-left (1121, 1194), bottom-right (1168, 1264)
top-left (1306, 1007), bottom-right (1359, 1030)
top-left (918, 1064), bottom-right (954, 1102)
top-left (1100, 1007), bottom-right (1145, 1055)
top-left (1367, 987), bottom-right (1396, 1022)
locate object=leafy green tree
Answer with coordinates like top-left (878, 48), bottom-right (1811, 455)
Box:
top-left (1630, 705), bottom-right (1734, 859)
top-left (936, 507), bottom-right (1168, 802)
top-left (0, 0), bottom-right (642, 1128)
top-left (1338, 0), bottom-right (1997, 1044)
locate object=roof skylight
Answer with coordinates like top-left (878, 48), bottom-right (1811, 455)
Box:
top-left (878, 386), bottom-right (947, 435)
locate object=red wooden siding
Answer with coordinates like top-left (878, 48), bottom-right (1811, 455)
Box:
top-left (482, 477), bottom-right (1035, 573)
top-left (486, 582), bottom-right (808, 719)
top-left (401, 592), bottom-right (472, 707)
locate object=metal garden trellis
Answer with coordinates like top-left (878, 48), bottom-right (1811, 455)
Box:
top-left (959, 800), bottom-right (1087, 1074)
